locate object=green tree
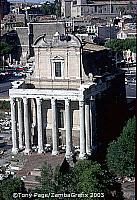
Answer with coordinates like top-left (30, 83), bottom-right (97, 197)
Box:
top-left (35, 160), bottom-right (123, 200)
top-left (54, 0), bottom-right (61, 17)
top-left (105, 39), bottom-right (124, 53)
top-left (0, 101), bottom-right (10, 110)
top-left (0, 177), bottom-right (25, 200)
top-left (127, 1), bottom-right (134, 14)
top-left (40, 0), bottom-right (61, 17)
top-left (118, 6), bottom-right (126, 15)
top-left (71, 160), bottom-right (123, 199)
top-left (40, 2), bottom-right (51, 15)
top-left (106, 116), bottom-right (136, 177)
top-left (105, 38), bottom-right (136, 53)
top-left (0, 42), bottom-right (12, 55)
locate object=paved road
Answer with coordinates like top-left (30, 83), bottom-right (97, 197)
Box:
top-left (0, 81), bottom-right (12, 97)
top-left (0, 148), bottom-right (12, 166)
top-left (0, 77), bottom-right (22, 98)
top-left (122, 182), bottom-right (135, 200)
top-left (126, 84), bottom-right (136, 99)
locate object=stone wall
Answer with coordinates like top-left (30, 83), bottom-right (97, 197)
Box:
top-left (13, 22), bottom-right (65, 63)
top-left (15, 27), bottom-right (29, 63)
top-left (29, 22), bottom-right (65, 44)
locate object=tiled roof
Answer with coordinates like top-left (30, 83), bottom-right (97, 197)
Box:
top-left (83, 42), bottom-right (109, 52)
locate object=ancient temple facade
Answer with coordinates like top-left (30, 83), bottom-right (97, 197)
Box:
top-left (9, 32), bottom-right (126, 159)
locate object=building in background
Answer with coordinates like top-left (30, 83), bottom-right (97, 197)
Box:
top-left (61, 0), bottom-right (137, 19)
top-left (117, 29), bottom-right (136, 39)
top-left (0, 0), bottom-right (10, 20)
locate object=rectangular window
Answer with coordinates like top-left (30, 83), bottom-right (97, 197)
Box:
top-left (58, 110), bottom-right (64, 128)
top-left (73, 0), bottom-right (77, 5)
top-left (95, 5), bottom-right (97, 13)
top-left (55, 62), bottom-right (61, 77)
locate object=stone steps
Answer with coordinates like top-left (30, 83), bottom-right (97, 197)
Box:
top-left (17, 153), bottom-right (65, 177)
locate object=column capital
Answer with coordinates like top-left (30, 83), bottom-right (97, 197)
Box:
top-left (10, 97), bottom-right (16, 105)
top-left (36, 97), bottom-right (43, 104)
top-left (65, 98), bottom-right (71, 106)
top-left (51, 98), bottom-right (56, 105)
top-left (85, 99), bottom-right (90, 105)
top-left (23, 97), bottom-right (28, 104)
top-left (17, 97), bottom-right (22, 102)
top-left (79, 100), bottom-right (84, 107)
top-left (90, 96), bottom-right (95, 101)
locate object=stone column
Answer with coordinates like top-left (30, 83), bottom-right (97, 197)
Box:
top-left (36, 98), bottom-right (44, 153)
top-left (32, 99), bottom-right (37, 127)
top-left (79, 100), bottom-right (86, 159)
top-left (11, 97), bottom-right (18, 154)
top-left (23, 97), bottom-right (31, 154)
top-left (65, 99), bottom-right (73, 159)
top-left (90, 99), bottom-right (96, 151)
top-left (31, 98), bottom-right (37, 145)
top-left (18, 98), bottom-right (24, 149)
top-left (51, 98), bottom-right (59, 155)
top-left (85, 101), bottom-right (91, 155)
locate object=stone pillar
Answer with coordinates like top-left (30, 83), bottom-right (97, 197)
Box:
top-left (51, 98), bottom-right (59, 155)
top-left (65, 99), bottom-right (73, 158)
top-left (85, 101), bottom-right (91, 155)
top-left (18, 98), bottom-right (24, 149)
top-left (90, 99), bottom-right (96, 151)
top-left (31, 98), bottom-right (37, 145)
top-left (32, 99), bottom-right (37, 127)
top-left (23, 98), bottom-right (31, 154)
top-left (11, 97), bottom-right (18, 154)
top-left (79, 100), bottom-right (86, 159)
top-left (36, 98), bottom-right (44, 153)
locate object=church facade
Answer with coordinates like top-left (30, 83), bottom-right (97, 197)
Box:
top-left (9, 32), bottom-right (126, 159)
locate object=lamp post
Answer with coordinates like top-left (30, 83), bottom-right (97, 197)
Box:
top-left (109, 18), bottom-right (112, 41)
top-left (110, 0), bottom-right (112, 14)
top-left (2, 55), bottom-right (4, 70)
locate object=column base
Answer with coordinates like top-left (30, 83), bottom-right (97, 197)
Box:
top-left (52, 150), bottom-right (59, 155)
top-left (86, 150), bottom-right (92, 156)
top-left (12, 148), bottom-right (18, 154)
top-left (65, 154), bottom-right (74, 167)
top-left (19, 145), bottom-right (24, 150)
top-left (65, 151), bottom-right (73, 159)
top-left (24, 149), bottom-right (31, 155)
top-left (79, 153), bottom-right (87, 160)
top-left (38, 148), bottom-right (44, 154)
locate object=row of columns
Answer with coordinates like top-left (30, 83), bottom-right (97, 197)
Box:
top-left (11, 97), bottom-right (94, 159)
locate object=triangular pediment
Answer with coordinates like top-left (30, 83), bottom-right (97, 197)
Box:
top-left (51, 55), bottom-right (64, 60)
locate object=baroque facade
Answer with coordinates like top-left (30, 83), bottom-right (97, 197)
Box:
top-left (9, 32), bottom-right (126, 159)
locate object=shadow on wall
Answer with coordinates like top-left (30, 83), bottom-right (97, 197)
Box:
top-left (82, 50), bottom-right (112, 76)
top-left (2, 30), bottom-right (22, 63)
top-left (95, 78), bottom-right (128, 162)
